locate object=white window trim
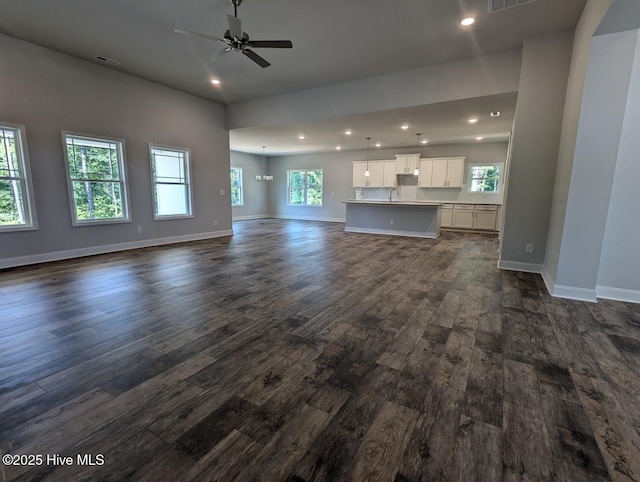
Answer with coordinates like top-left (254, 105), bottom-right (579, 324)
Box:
top-left (62, 131), bottom-right (131, 226)
top-left (230, 166), bottom-right (244, 207)
top-left (0, 122), bottom-right (38, 232)
top-left (287, 169), bottom-right (324, 207)
top-left (149, 144), bottom-right (194, 221)
top-left (467, 162), bottom-right (504, 195)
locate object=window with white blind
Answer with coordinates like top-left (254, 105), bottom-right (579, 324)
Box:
top-left (150, 145), bottom-right (192, 219)
top-left (63, 133), bottom-right (130, 225)
top-left (0, 123), bottom-right (37, 231)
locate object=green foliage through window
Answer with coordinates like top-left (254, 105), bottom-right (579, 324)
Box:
top-left (469, 165), bottom-right (501, 193)
top-left (65, 135), bottom-right (128, 223)
top-left (230, 167), bottom-right (243, 206)
top-left (0, 126), bottom-right (34, 228)
top-left (288, 169), bottom-right (323, 206)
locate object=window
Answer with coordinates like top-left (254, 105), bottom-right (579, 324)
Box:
top-left (150, 145), bottom-right (192, 219)
top-left (64, 133), bottom-right (130, 225)
top-left (0, 124), bottom-right (37, 231)
top-left (287, 169), bottom-right (323, 206)
top-left (230, 167), bottom-right (243, 206)
top-left (469, 164), bottom-right (502, 193)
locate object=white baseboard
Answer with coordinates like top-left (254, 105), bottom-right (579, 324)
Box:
top-left (0, 230), bottom-right (233, 270)
top-left (271, 214), bottom-right (346, 223)
top-left (596, 286), bottom-right (640, 304)
top-left (497, 260), bottom-right (543, 273)
top-left (541, 265), bottom-right (555, 297)
top-left (552, 284), bottom-right (598, 303)
top-left (344, 227), bottom-right (439, 239)
top-left (232, 214), bottom-right (271, 221)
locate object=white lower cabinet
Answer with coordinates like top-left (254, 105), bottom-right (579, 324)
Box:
top-left (452, 204), bottom-right (474, 229)
top-left (441, 204), bottom-right (453, 228)
top-left (440, 204), bottom-right (499, 231)
top-left (473, 205), bottom-right (498, 230)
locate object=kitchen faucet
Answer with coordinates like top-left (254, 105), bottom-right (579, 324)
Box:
top-left (388, 187), bottom-right (399, 202)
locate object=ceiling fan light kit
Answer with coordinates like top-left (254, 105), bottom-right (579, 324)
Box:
top-left (175, 0), bottom-right (293, 69)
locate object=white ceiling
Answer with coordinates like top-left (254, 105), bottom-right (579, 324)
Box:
top-left (0, 0), bottom-right (586, 155)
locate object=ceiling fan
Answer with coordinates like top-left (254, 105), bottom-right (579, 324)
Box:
top-left (175, 0), bottom-right (293, 68)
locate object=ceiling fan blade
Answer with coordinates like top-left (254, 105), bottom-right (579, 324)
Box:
top-left (207, 49), bottom-right (230, 62)
top-left (243, 49), bottom-right (271, 68)
top-left (227, 15), bottom-right (243, 39)
top-left (247, 40), bottom-right (293, 49)
top-left (175, 28), bottom-right (225, 43)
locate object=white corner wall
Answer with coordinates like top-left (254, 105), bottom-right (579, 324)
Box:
top-left (499, 31), bottom-right (574, 273)
top-left (596, 30), bottom-right (640, 303)
top-left (552, 29), bottom-right (638, 301)
top-left (543, 0), bottom-right (613, 289)
top-left (0, 34), bottom-right (231, 269)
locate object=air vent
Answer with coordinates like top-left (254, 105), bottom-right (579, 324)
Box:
top-left (489, 0), bottom-right (539, 13)
top-left (94, 56), bottom-right (120, 66)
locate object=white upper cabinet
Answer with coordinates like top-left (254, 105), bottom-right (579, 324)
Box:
top-left (419, 157), bottom-right (465, 188)
top-left (353, 161), bottom-right (396, 187)
top-left (418, 159), bottom-right (434, 187)
top-left (383, 161), bottom-right (397, 187)
top-left (395, 154), bottom-right (420, 175)
top-left (353, 162), bottom-right (369, 187)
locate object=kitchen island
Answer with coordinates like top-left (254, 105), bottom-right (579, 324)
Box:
top-left (344, 200), bottom-right (442, 238)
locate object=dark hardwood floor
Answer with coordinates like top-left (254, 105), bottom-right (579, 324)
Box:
top-left (1, 219), bottom-right (640, 481)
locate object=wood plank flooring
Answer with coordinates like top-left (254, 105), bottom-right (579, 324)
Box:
top-left (1, 219), bottom-right (640, 481)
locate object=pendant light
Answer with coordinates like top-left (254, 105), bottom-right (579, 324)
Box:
top-left (365, 137), bottom-right (371, 177)
top-left (414, 133), bottom-right (421, 176)
top-left (256, 146), bottom-right (273, 181)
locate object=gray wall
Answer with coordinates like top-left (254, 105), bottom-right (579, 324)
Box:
top-left (267, 142), bottom-right (508, 221)
top-left (230, 151), bottom-right (269, 219)
top-left (597, 30), bottom-right (640, 296)
top-left (499, 31), bottom-right (574, 270)
top-left (226, 50), bottom-right (522, 130)
top-left (544, 0), bottom-right (613, 286)
top-left (0, 34), bottom-right (230, 265)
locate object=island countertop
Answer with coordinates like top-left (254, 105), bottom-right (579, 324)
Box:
top-left (344, 200), bottom-right (443, 206)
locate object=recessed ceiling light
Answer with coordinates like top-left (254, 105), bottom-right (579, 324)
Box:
top-left (490, 111), bottom-right (501, 117)
top-left (375, 143), bottom-right (381, 148)
top-left (421, 140), bottom-right (428, 144)
top-left (401, 125), bottom-right (409, 130)
top-left (476, 136), bottom-right (484, 141)
top-left (461, 17), bottom-right (475, 26)
top-left (468, 118), bottom-right (478, 124)
top-left (344, 130), bottom-right (352, 135)
top-left (336, 146), bottom-right (341, 150)
top-left (210, 79), bottom-right (221, 85)
top-left (298, 135), bottom-right (305, 140)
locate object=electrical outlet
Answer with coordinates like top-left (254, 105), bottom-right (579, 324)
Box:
top-left (214, 220), bottom-right (218, 226)
top-left (137, 226), bottom-right (142, 234)
top-left (390, 219), bottom-right (395, 225)
top-left (324, 210), bottom-right (327, 214)
top-left (526, 244), bottom-right (534, 253)
top-left (219, 188), bottom-right (225, 195)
